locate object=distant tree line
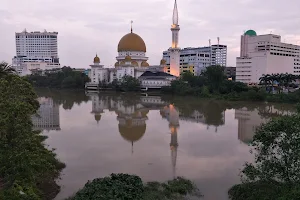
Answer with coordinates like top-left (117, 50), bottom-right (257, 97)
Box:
top-left (99, 75), bottom-right (141, 92)
top-left (162, 65), bottom-right (300, 103)
top-left (26, 66), bottom-right (90, 89)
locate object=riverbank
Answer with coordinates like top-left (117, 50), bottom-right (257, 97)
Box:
top-left (0, 75), bottom-right (65, 199)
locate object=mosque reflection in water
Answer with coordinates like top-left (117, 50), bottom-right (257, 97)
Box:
top-left (87, 93), bottom-right (181, 177)
top-left (33, 91), bottom-right (296, 147)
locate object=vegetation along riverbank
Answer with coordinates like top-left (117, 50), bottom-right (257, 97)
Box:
top-left (0, 65), bottom-right (65, 199)
top-left (161, 66), bottom-right (300, 103)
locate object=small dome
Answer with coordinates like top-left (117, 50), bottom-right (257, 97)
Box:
top-left (118, 32), bottom-right (146, 52)
top-left (115, 62), bottom-right (119, 67)
top-left (95, 114), bottom-right (101, 123)
top-left (131, 61), bottom-right (138, 67)
top-left (160, 59), bottom-right (166, 65)
top-left (244, 30), bottom-right (257, 36)
top-left (125, 55), bottom-right (132, 61)
top-left (141, 61), bottom-right (149, 67)
top-left (120, 61), bottom-right (125, 65)
top-left (94, 54), bottom-right (100, 63)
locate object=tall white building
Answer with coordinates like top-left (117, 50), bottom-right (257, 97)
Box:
top-left (12, 29), bottom-right (61, 76)
top-left (163, 44), bottom-right (227, 75)
top-left (169, 0), bottom-right (181, 77)
top-left (236, 30), bottom-right (300, 84)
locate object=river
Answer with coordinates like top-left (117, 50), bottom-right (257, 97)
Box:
top-left (33, 89), bottom-right (296, 200)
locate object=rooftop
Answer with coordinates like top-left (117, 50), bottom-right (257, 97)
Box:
top-left (140, 71), bottom-right (176, 77)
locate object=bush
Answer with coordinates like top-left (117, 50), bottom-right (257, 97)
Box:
top-left (69, 174), bottom-right (202, 200)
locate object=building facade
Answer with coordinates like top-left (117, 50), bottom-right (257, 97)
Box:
top-left (139, 71), bottom-right (177, 90)
top-left (163, 45), bottom-right (227, 75)
top-left (236, 30), bottom-right (300, 84)
top-left (12, 29), bottom-right (61, 76)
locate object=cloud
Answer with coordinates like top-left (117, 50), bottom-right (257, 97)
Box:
top-left (0, 0), bottom-right (299, 68)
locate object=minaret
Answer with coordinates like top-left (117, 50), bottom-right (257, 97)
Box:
top-left (169, 0), bottom-right (181, 77)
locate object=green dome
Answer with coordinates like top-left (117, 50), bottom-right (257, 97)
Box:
top-left (244, 30), bottom-right (257, 36)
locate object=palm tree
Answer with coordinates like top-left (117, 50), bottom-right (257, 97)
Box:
top-left (259, 74), bottom-right (271, 92)
top-left (0, 62), bottom-right (16, 78)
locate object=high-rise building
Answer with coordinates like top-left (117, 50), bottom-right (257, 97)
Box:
top-left (168, 0), bottom-right (181, 77)
top-left (12, 29), bottom-right (61, 76)
top-left (163, 44), bottom-right (227, 75)
top-left (236, 30), bottom-right (300, 84)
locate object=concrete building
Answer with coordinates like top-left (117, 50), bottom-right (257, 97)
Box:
top-left (225, 67), bottom-right (236, 80)
top-left (12, 29), bottom-right (60, 76)
top-left (236, 30), bottom-right (300, 84)
top-left (163, 44), bottom-right (227, 75)
top-left (139, 71), bottom-right (177, 90)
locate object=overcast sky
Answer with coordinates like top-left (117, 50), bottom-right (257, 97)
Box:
top-left (1, 0), bottom-right (300, 68)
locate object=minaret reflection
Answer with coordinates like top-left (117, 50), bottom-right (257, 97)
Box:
top-left (161, 104), bottom-right (179, 179)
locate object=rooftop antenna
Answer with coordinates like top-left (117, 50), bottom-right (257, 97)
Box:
top-left (217, 37), bottom-right (220, 45)
top-left (209, 39), bottom-right (211, 47)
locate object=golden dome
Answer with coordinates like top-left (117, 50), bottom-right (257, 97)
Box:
top-left (120, 61), bottom-right (125, 65)
top-left (160, 59), bottom-right (166, 65)
top-left (94, 54), bottom-right (100, 63)
top-left (118, 32), bottom-right (146, 52)
top-left (125, 55), bottom-right (132, 61)
top-left (131, 61), bottom-right (138, 67)
top-left (119, 122), bottom-right (146, 143)
top-left (141, 61), bottom-right (149, 67)
top-left (115, 62), bottom-right (119, 67)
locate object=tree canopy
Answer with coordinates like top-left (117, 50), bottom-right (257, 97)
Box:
top-left (0, 74), bottom-right (65, 199)
top-left (228, 107), bottom-right (300, 200)
top-left (26, 66), bottom-right (90, 89)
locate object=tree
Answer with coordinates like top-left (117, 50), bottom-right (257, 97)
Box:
top-left (201, 65), bottom-right (226, 92)
top-left (26, 66), bottom-right (90, 89)
top-left (120, 76), bottom-right (141, 91)
top-left (0, 74), bottom-right (65, 199)
top-left (0, 62), bottom-right (15, 78)
top-left (229, 109), bottom-right (300, 199)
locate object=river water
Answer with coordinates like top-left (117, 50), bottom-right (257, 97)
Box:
top-left (33, 89), bottom-right (295, 200)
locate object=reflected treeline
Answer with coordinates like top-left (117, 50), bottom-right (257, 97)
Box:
top-left (35, 88), bottom-right (89, 110)
top-left (34, 90), bottom-right (296, 145)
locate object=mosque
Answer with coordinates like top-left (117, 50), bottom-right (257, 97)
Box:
top-left (86, 0), bottom-right (180, 90)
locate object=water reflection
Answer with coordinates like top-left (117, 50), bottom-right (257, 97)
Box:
top-left (33, 90), bottom-right (296, 200)
top-left (32, 97), bottom-right (61, 131)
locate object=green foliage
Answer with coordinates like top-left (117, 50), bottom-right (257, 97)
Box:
top-left (0, 74), bottom-right (65, 199)
top-left (26, 66), bottom-right (89, 89)
top-left (72, 174), bottom-right (144, 200)
top-left (0, 61), bottom-right (16, 78)
top-left (69, 174), bottom-right (202, 200)
top-left (119, 75), bottom-right (141, 92)
top-left (164, 67), bottom-right (300, 103)
top-left (201, 65), bottom-right (226, 92)
top-left (229, 108), bottom-right (300, 199)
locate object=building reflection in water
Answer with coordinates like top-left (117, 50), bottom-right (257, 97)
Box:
top-left (160, 104), bottom-right (180, 179)
top-left (235, 105), bottom-right (294, 144)
top-left (88, 93), bottom-right (181, 179)
top-left (31, 97), bottom-right (61, 131)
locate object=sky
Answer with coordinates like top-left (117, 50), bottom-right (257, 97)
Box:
top-left (0, 0), bottom-right (300, 68)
